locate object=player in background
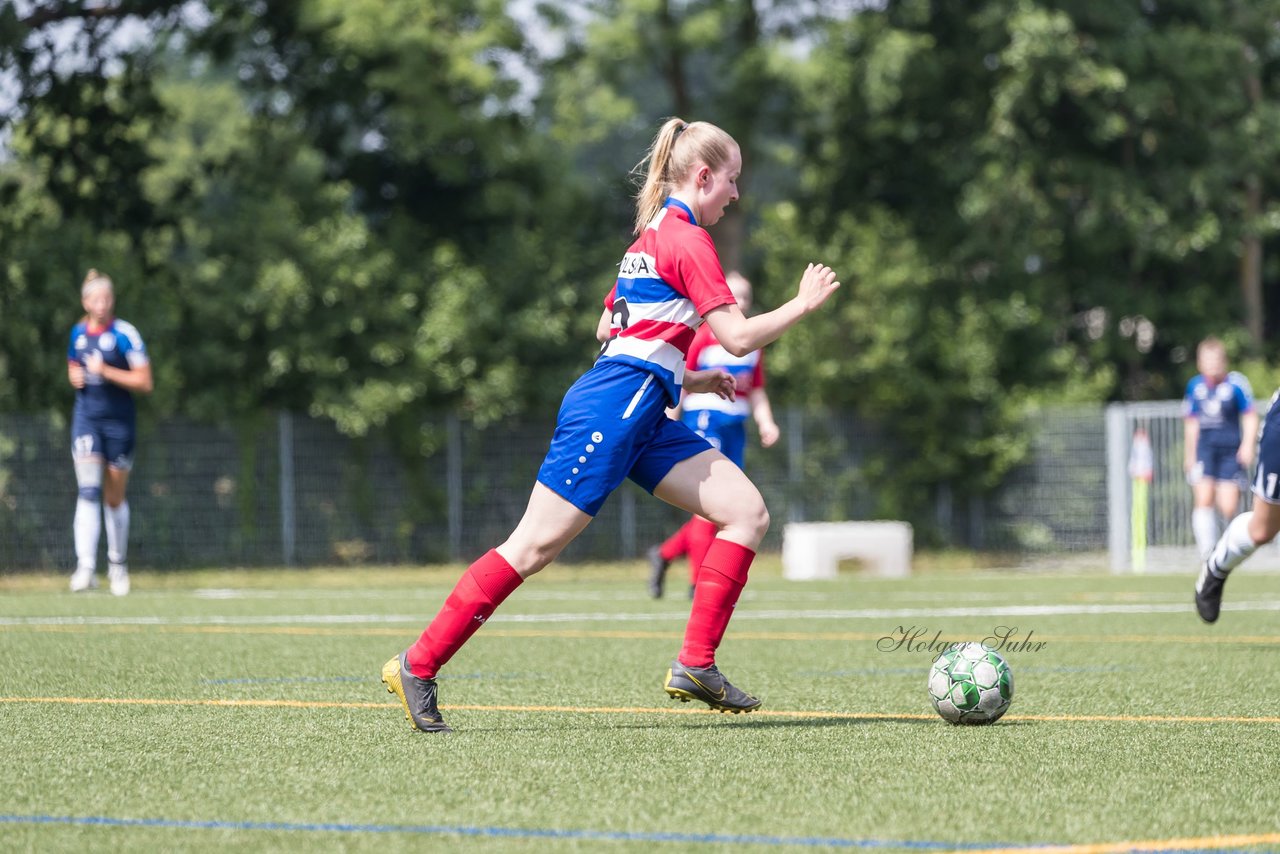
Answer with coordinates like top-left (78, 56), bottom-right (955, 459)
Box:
top-left (1183, 338), bottom-right (1257, 560)
top-left (633, 272), bottom-right (780, 599)
top-left (66, 269), bottom-right (154, 595)
top-left (381, 117), bottom-right (840, 732)
top-left (1196, 389), bottom-right (1280, 623)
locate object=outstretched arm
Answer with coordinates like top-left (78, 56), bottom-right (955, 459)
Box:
top-left (703, 263), bottom-right (839, 356)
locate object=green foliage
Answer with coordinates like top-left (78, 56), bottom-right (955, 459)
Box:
top-left (749, 0), bottom-right (1280, 531)
top-left (3, 0), bottom-right (1280, 546)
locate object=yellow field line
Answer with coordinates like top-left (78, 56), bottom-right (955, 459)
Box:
top-left (953, 831), bottom-right (1280, 853)
top-left (3, 696), bottom-right (1280, 725)
top-left (5, 624), bottom-right (1280, 645)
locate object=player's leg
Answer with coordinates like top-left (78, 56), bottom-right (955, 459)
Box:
top-left (1214, 446), bottom-right (1245, 524)
top-left (644, 413), bottom-right (719, 599)
top-left (646, 519), bottom-right (690, 599)
top-left (684, 516), bottom-right (718, 591)
top-left (1196, 415), bottom-right (1280, 623)
top-left (70, 425), bottom-right (104, 591)
top-left (100, 424), bottom-right (137, 596)
top-left (1214, 480), bottom-right (1241, 527)
top-left (383, 484), bottom-right (593, 733)
top-left (409, 485), bottom-right (591, 676)
top-left (684, 417), bottom-right (746, 591)
top-left (102, 467), bottom-right (132, 596)
top-left (1190, 465), bottom-right (1219, 560)
top-left (385, 363), bottom-right (646, 732)
top-left (645, 439), bottom-right (768, 712)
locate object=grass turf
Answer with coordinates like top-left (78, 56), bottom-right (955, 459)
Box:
top-left (2, 557), bottom-right (1279, 852)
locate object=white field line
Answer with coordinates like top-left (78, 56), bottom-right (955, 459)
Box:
top-left (188, 588), bottom-right (1205, 604)
top-left (4, 599), bottom-right (1280, 627)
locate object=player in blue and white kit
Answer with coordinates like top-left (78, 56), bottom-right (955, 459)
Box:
top-left (1182, 337), bottom-right (1257, 560)
top-left (380, 117), bottom-right (841, 733)
top-left (1196, 388), bottom-right (1280, 623)
top-left (66, 270), bottom-right (153, 595)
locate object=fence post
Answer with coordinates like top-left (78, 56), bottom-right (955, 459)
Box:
top-left (935, 482), bottom-right (953, 546)
top-left (447, 413), bottom-right (463, 562)
top-left (620, 486), bottom-right (636, 559)
top-left (787, 406), bottom-right (805, 522)
top-left (278, 411), bottom-right (296, 567)
top-left (1105, 402), bottom-right (1130, 573)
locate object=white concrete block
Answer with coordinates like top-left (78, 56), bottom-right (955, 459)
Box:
top-left (782, 521), bottom-right (913, 580)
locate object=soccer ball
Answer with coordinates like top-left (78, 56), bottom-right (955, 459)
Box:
top-left (927, 642), bottom-right (1014, 725)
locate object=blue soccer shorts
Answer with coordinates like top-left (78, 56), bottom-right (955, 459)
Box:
top-left (70, 412), bottom-right (136, 471)
top-left (537, 360), bottom-right (714, 516)
top-left (1252, 402), bottom-right (1280, 504)
top-left (1194, 442), bottom-right (1246, 486)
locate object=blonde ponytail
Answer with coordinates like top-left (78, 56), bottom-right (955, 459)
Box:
top-left (632, 117), bottom-right (738, 235)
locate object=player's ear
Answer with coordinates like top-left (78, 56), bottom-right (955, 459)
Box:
top-left (696, 165), bottom-right (711, 186)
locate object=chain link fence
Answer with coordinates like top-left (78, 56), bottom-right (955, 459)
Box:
top-left (1, 405), bottom-right (1117, 572)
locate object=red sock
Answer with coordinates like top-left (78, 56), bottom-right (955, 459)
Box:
top-left (405, 550), bottom-right (523, 678)
top-left (659, 520), bottom-right (691, 562)
top-left (685, 516), bottom-right (719, 587)
top-left (679, 538), bottom-right (755, 668)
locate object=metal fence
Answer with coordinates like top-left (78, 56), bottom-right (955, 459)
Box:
top-left (1105, 400), bottom-right (1280, 572)
top-left (0, 405), bottom-right (1131, 572)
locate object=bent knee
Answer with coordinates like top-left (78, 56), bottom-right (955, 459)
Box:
top-left (721, 494), bottom-right (769, 543)
top-left (1249, 515), bottom-right (1280, 545)
top-left (496, 540), bottom-right (561, 577)
top-left (754, 502), bottom-right (771, 539)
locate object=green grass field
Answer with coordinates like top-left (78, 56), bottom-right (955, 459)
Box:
top-left (3, 557), bottom-right (1280, 853)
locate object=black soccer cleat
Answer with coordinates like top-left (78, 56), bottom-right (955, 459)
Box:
top-left (646, 545), bottom-right (670, 599)
top-left (381, 651), bottom-right (453, 733)
top-left (1194, 562), bottom-right (1227, 624)
top-left (664, 659), bottom-right (762, 713)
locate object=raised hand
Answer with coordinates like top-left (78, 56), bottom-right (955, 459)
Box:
top-left (796, 263), bottom-right (840, 313)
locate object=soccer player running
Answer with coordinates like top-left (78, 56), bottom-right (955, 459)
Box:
top-left (382, 117), bottom-right (840, 732)
top-left (66, 269), bottom-right (154, 596)
top-left (634, 272), bottom-right (780, 599)
top-left (1183, 338), bottom-right (1257, 560)
top-left (1196, 389), bottom-right (1280, 623)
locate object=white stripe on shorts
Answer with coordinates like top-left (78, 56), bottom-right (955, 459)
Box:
top-left (622, 374), bottom-right (654, 420)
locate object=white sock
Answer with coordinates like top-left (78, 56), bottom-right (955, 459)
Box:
top-left (1192, 507), bottom-right (1220, 560)
top-left (1208, 512), bottom-right (1258, 577)
top-left (74, 498), bottom-right (101, 570)
top-left (104, 501), bottom-right (130, 566)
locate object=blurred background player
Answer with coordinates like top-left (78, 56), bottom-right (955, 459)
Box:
top-left (638, 272), bottom-right (780, 599)
top-left (381, 117), bottom-right (840, 732)
top-left (1182, 337), bottom-right (1257, 560)
top-left (1196, 389), bottom-right (1280, 623)
top-left (67, 269), bottom-right (153, 595)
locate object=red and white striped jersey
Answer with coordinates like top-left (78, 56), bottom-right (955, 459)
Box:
top-left (600, 199), bottom-right (735, 405)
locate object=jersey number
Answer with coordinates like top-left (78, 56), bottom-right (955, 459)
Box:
top-left (600, 297), bottom-right (631, 356)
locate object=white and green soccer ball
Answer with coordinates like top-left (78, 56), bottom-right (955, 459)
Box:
top-left (927, 642), bottom-right (1014, 725)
